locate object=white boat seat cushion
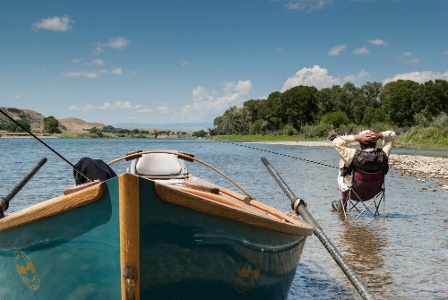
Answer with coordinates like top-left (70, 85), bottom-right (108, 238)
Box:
top-left (135, 153), bottom-right (186, 176)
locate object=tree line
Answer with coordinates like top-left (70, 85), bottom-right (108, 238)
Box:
top-left (0, 114), bottom-right (61, 134)
top-left (210, 79), bottom-right (448, 136)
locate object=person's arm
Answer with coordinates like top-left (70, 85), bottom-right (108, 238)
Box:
top-left (376, 131), bottom-right (396, 156)
top-left (333, 135), bottom-right (356, 166)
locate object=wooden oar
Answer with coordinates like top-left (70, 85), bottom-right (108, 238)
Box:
top-left (0, 157), bottom-right (47, 217)
top-left (261, 157), bottom-right (374, 300)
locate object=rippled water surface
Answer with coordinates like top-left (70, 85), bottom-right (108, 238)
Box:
top-left (1, 138), bottom-right (446, 299)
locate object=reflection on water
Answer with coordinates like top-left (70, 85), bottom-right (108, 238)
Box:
top-left (337, 217), bottom-right (393, 295)
top-left (0, 138), bottom-right (447, 299)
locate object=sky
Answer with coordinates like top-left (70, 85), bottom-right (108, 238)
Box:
top-left (1, 0), bottom-right (447, 126)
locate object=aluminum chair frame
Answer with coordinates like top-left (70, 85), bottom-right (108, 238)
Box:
top-left (341, 169), bottom-right (386, 219)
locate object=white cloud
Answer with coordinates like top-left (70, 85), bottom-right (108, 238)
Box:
top-left (397, 51), bottom-right (413, 58)
top-left (99, 101), bottom-right (132, 110)
top-left (61, 71), bottom-right (100, 79)
top-left (112, 67), bottom-right (123, 75)
top-left (343, 69), bottom-right (370, 83)
top-left (353, 47), bottom-right (370, 56)
top-left (91, 59), bottom-right (105, 66)
top-left (99, 103), bottom-right (113, 110)
top-left (383, 71), bottom-right (448, 84)
top-left (105, 37), bottom-right (130, 50)
top-left (114, 101), bottom-right (132, 109)
top-left (61, 68), bottom-right (114, 78)
top-left (395, 51), bottom-right (421, 65)
top-left (93, 37), bottom-right (130, 55)
top-left (136, 107), bottom-right (154, 113)
top-left (328, 45), bottom-right (347, 56)
top-left (70, 101), bottom-right (133, 113)
top-left (369, 39), bottom-right (388, 46)
top-left (281, 65), bottom-right (340, 90)
top-left (405, 57), bottom-right (421, 65)
top-left (285, 0), bottom-right (333, 12)
top-left (181, 80), bottom-right (253, 120)
top-left (32, 16), bottom-right (74, 32)
top-left (93, 46), bottom-right (103, 55)
top-left (181, 61), bottom-right (190, 67)
top-left (79, 59), bottom-right (105, 66)
top-left (156, 105), bottom-right (173, 114)
top-left (82, 103), bottom-right (95, 112)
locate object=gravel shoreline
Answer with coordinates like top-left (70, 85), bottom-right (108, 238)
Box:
top-left (247, 141), bottom-right (448, 191)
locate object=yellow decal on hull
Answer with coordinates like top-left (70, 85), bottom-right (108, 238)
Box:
top-left (235, 255), bottom-right (263, 293)
top-left (14, 250), bottom-right (40, 291)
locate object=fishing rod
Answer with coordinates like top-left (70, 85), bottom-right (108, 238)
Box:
top-left (0, 109), bottom-right (93, 182)
top-left (206, 137), bottom-right (338, 169)
top-left (261, 157), bottom-right (374, 300)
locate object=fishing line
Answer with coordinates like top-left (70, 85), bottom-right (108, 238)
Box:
top-left (206, 138), bottom-right (338, 169)
top-left (0, 109), bottom-right (93, 182)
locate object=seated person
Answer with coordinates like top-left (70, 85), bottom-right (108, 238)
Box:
top-left (330, 130), bottom-right (396, 212)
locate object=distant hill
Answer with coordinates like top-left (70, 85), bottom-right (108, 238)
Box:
top-left (59, 117), bottom-right (105, 134)
top-left (0, 107), bottom-right (212, 134)
top-left (0, 107), bottom-right (105, 134)
top-left (112, 122), bottom-right (213, 132)
top-left (0, 107), bottom-right (46, 131)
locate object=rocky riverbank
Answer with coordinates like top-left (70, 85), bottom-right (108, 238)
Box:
top-left (247, 141), bottom-right (448, 191)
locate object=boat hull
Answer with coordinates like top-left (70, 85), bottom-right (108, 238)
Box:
top-left (0, 174), bottom-right (311, 299)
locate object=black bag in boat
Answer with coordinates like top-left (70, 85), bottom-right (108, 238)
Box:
top-left (73, 157), bottom-right (117, 185)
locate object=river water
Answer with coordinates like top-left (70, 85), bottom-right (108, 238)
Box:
top-left (0, 138), bottom-right (446, 299)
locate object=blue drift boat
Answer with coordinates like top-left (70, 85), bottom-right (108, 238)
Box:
top-left (0, 150), bottom-right (313, 300)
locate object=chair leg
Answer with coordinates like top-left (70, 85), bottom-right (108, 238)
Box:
top-left (346, 189), bottom-right (386, 219)
top-left (341, 198), bottom-right (348, 218)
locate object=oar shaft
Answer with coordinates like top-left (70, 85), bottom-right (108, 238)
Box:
top-left (0, 158), bottom-right (48, 216)
top-left (261, 157), bottom-right (374, 300)
top-left (4, 157), bottom-right (47, 202)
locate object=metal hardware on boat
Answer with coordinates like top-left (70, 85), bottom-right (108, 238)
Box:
top-left (293, 198), bottom-right (307, 212)
top-left (123, 265), bottom-right (138, 300)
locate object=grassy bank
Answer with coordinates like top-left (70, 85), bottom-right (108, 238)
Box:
top-left (19, 127), bottom-right (448, 152)
top-left (211, 130), bottom-right (448, 151)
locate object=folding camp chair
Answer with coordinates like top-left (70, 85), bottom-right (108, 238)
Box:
top-left (339, 169), bottom-right (385, 219)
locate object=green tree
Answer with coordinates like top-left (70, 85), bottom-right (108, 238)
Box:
top-left (214, 106), bottom-right (251, 135)
top-left (381, 80), bottom-right (419, 127)
top-left (281, 85), bottom-right (318, 130)
top-left (43, 116), bottom-right (61, 134)
top-left (320, 111), bottom-right (350, 128)
top-left (192, 130), bottom-right (207, 138)
top-left (6, 119), bottom-right (30, 132)
top-left (412, 80), bottom-right (448, 121)
top-left (102, 125), bottom-right (116, 133)
top-left (88, 127), bottom-right (103, 137)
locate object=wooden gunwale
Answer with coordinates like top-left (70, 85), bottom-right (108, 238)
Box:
top-left (185, 175), bottom-right (302, 226)
top-left (0, 182), bottom-right (106, 231)
top-left (155, 182), bottom-right (313, 237)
